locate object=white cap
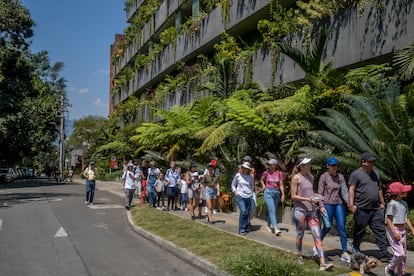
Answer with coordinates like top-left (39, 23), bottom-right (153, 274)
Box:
top-left (296, 157), bottom-right (311, 168)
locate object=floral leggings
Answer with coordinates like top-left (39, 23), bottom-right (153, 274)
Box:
top-left (293, 208), bottom-right (324, 258)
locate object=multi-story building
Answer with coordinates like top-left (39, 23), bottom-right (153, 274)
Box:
top-left (110, 0), bottom-right (414, 120)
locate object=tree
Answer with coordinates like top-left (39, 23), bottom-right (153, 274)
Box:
top-left (394, 41), bottom-right (414, 81)
top-left (0, 1), bottom-right (64, 166)
top-left (303, 78), bottom-right (414, 184)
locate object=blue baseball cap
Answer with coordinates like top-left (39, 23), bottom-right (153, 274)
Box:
top-left (326, 157), bottom-right (338, 166)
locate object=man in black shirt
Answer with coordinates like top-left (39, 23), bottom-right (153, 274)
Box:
top-left (348, 152), bottom-right (392, 262)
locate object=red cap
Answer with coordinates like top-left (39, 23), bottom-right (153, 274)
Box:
top-left (211, 159), bottom-right (217, 167)
top-left (389, 182), bottom-right (412, 195)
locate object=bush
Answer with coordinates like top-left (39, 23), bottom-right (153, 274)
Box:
top-left (100, 171), bottom-right (123, 181)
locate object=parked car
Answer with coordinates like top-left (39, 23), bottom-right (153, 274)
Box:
top-left (0, 168), bottom-right (12, 183)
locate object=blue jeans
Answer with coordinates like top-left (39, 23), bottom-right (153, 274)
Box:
top-left (321, 203), bottom-right (347, 252)
top-left (236, 195), bottom-right (252, 234)
top-left (86, 180), bottom-right (96, 203)
top-left (147, 185), bottom-right (156, 206)
top-left (264, 188), bottom-right (281, 228)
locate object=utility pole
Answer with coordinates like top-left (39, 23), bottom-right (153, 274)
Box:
top-left (59, 94), bottom-right (65, 179)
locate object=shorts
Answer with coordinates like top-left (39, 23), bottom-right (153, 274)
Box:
top-left (188, 188), bottom-right (200, 199)
top-left (204, 186), bottom-right (216, 199)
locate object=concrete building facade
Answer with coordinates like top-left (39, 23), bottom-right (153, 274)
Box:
top-left (111, 0), bottom-right (414, 121)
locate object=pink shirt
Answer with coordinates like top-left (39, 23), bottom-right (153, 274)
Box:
top-left (261, 170), bottom-right (284, 189)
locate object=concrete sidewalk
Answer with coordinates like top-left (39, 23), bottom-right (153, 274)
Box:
top-left (76, 178), bottom-right (414, 276)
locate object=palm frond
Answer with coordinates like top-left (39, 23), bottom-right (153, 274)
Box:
top-left (394, 41), bottom-right (414, 81)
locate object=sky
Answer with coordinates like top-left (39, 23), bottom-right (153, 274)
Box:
top-left (20, 0), bottom-right (127, 121)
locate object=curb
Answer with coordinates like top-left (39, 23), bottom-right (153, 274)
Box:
top-left (126, 211), bottom-right (231, 276)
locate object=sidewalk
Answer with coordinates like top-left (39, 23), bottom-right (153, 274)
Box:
top-left (77, 178), bottom-right (414, 276)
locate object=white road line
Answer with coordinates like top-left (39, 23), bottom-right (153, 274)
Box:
top-left (54, 226), bottom-right (68, 237)
top-left (0, 219), bottom-right (3, 231)
top-left (88, 204), bottom-right (124, 209)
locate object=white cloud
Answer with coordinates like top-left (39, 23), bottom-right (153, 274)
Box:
top-left (78, 88), bottom-right (89, 93)
top-left (67, 86), bottom-right (77, 93)
top-left (99, 68), bottom-right (109, 74)
top-left (93, 98), bottom-right (107, 107)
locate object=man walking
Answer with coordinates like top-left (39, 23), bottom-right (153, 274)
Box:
top-left (348, 152), bottom-right (392, 262)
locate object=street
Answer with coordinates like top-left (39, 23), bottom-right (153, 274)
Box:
top-left (0, 179), bottom-right (204, 276)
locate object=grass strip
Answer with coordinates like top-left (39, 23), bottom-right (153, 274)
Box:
top-left (130, 206), bottom-right (350, 276)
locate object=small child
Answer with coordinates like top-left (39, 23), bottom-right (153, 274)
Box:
top-left (180, 173), bottom-right (188, 211)
top-left (154, 173), bottom-right (166, 209)
top-left (385, 182), bottom-right (414, 276)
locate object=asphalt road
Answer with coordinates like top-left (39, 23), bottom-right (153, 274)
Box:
top-left (0, 179), bottom-right (204, 276)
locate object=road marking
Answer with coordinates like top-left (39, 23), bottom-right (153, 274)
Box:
top-left (54, 226), bottom-right (68, 237)
top-left (88, 204), bottom-right (124, 209)
top-left (20, 197), bottom-right (62, 202)
top-left (0, 219), bottom-right (3, 231)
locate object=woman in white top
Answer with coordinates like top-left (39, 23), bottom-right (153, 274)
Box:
top-left (231, 162), bottom-right (254, 235)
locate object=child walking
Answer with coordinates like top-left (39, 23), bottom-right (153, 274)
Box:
top-left (385, 182), bottom-right (414, 276)
top-left (180, 173), bottom-right (188, 211)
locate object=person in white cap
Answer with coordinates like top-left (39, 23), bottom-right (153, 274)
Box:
top-left (122, 162), bottom-right (140, 210)
top-left (260, 158), bottom-right (285, 236)
top-left (231, 162), bottom-right (254, 235)
top-left (291, 157), bottom-right (333, 271)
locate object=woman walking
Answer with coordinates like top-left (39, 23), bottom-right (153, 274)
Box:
top-left (291, 157), bottom-right (333, 271)
top-left (201, 162), bottom-right (220, 225)
top-left (260, 158), bottom-right (285, 236)
top-left (231, 162), bottom-right (254, 235)
top-left (317, 157), bottom-right (351, 263)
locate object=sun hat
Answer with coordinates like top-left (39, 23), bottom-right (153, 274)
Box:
top-left (127, 162), bottom-right (134, 168)
top-left (326, 157), bottom-right (339, 166)
top-left (241, 162), bottom-right (251, 170)
top-left (192, 172), bottom-right (199, 177)
top-left (296, 157), bottom-right (311, 168)
top-left (389, 182), bottom-right (412, 195)
top-left (361, 152), bottom-right (376, 162)
top-left (267, 159), bottom-right (277, 165)
top-left (89, 161), bottom-right (95, 165)
top-left (190, 161), bottom-right (197, 168)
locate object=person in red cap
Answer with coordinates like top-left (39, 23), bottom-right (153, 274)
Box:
top-left (384, 182), bottom-right (414, 276)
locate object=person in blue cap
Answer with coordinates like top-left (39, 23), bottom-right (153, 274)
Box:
top-left (317, 157), bottom-right (351, 263)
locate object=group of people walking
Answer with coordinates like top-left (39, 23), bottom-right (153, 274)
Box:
top-left (83, 151), bottom-right (413, 275)
top-left (290, 153), bottom-right (413, 274)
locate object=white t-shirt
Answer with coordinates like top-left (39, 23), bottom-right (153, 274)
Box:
top-left (123, 171), bottom-right (136, 189)
top-left (180, 179), bottom-right (188, 193)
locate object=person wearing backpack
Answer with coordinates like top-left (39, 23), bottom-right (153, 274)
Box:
top-left (260, 158), bottom-right (285, 236)
top-left (83, 161), bottom-right (98, 205)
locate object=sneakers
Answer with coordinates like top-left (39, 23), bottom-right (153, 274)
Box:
top-left (266, 225), bottom-right (275, 233)
top-left (274, 227), bottom-right (282, 236)
top-left (384, 266), bottom-right (394, 276)
top-left (85, 201), bottom-right (88, 205)
top-left (312, 246), bottom-right (319, 257)
top-left (298, 255), bottom-right (304, 264)
top-left (380, 252), bottom-right (393, 262)
top-left (213, 209), bottom-right (218, 214)
top-left (89, 202), bottom-right (93, 206)
top-left (340, 252), bottom-right (351, 263)
top-left (319, 262), bottom-right (333, 271)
